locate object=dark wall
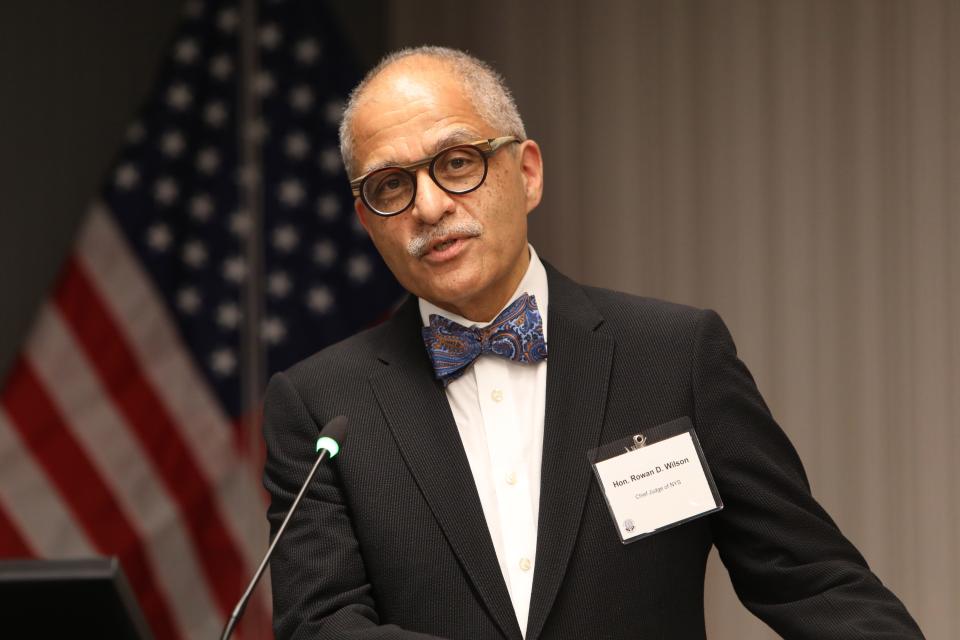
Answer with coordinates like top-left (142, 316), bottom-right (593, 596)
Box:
top-left (0, 2), bottom-right (182, 381)
top-left (0, 1), bottom-right (386, 382)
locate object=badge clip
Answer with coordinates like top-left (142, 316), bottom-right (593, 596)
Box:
top-left (624, 433), bottom-right (647, 453)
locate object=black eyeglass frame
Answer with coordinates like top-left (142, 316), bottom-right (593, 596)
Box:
top-left (349, 135), bottom-right (522, 217)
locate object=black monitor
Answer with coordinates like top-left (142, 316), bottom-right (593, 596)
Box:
top-left (0, 557), bottom-right (153, 640)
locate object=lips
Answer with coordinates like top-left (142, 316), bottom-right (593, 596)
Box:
top-left (433, 238), bottom-right (457, 251)
top-left (422, 234), bottom-right (472, 263)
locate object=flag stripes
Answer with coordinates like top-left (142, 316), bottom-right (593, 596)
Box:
top-left (2, 359), bottom-right (182, 640)
top-left (23, 303), bottom-right (224, 637)
top-left (77, 207), bottom-right (267, 572)
top-left (0, 501), bottom-right (33, 557)
top-left (0, 409), bottom-right (95, 558)
top-left (54, 255), bottom-right (248, 618)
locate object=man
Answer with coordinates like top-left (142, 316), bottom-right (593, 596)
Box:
top-left (262, 46), bottom-right (922, 639)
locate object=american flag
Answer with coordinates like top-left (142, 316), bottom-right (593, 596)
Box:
top-left (0, 0), bottom-right (402, 637)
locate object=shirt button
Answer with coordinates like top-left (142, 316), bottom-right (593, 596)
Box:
top-left (491, 389), bottom-right (504, 403)
top-left (505, 471), bottom-right (517, 485)
top-left (519, 558), bottom-right (532, 572)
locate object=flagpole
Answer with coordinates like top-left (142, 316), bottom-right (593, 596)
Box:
top-left (238, 0), bottom-right (268, 636)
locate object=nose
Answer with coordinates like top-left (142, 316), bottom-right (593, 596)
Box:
top-left (410, 167), bottom-right (455, 225)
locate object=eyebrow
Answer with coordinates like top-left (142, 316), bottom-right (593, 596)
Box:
top-left (359, 127), bottom-right (482, 176)
top-left (431, 128), bottom-right (480, 154)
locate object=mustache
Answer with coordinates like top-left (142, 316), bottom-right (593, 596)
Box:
top-left (406, 219), bottom-right (484, 257)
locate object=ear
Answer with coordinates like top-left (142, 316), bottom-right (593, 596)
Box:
top-left (354, 197), bottom-right (373, 234)
top-left (518, 140), bottom-right (544, 213)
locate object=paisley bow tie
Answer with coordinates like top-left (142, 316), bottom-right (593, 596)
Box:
top-left (422, 293), bottom-right (548, 386)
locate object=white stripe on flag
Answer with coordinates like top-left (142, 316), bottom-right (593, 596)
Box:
top-left (25, 304), bottom-right (223, 638)
top-left (0, 409), bottom-right (95, 558)
top-left (77, 204), bottom-right (268, 571)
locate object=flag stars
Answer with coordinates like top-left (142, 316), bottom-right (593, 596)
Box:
top-left (166, 83), bottom-right (193, 111)
top-left (174, 37), bottom-right (200, 64)
top-left (160, 130), bottom-right (186, 157)
top-left (294, 38), bottom-right (321, 65)
top-left (177, 287), bottom-right (203, 314)
top-left (307, 286), bottom-right (335, 314)
top-left (223, 256), bottom-right (248, 283)
top-left (209, 54), bottom-right (233, 81)
top-left (272, 224), bottom-right (300, 252)
top-left (196, 147), bottom-right (221, 174)
top-left (204, 101), bottom-right (229, 128)
top-left (316, 193), bottom-right (340, 221)
top-left (258, 23), bottom-right (283, 49)
top-left (236, 163), bottom-right (261, 189)
top-left (312, 239), bottom-right (337, 267)
top-left (347, 254), bottom-right (373, 283)
top-left (216, 302), bottom-right (242, 330)
top-left (261, 317), bottom-right (287, 345)
top-left (319, 147), bottom-right (342, 175)
top-left (277, 178), bottom-right (306, 207)
top-left (146, 223), bottom-right (173, 252)
top-left (217, 8), bottom-right (239, 33)
top-left (114, 163), bottom-right (140, 190)
top-left (183, 0), bottom-right (204, 19)
top-left (153, 177), bottom-right (179, 205)
top-left (289, 85), bottom-right (314, 112)
top-left (267, 271), bottom-right (292, 298)
top-left (284, 132), bottom-right (311, 160)
top-left (210, 348), bottom-right (237, 376)
top-left (189, 194), bottom-right (215, 221)
top-left (245, 118), bottom-right (269, 143)
top-left (254, 70), bottom-right (275, 97)
top-left (182, 240), bottom-right (208, 268)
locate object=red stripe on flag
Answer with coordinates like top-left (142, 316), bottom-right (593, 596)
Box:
top-left (0, 500), bottom-right (35, 558)
top-left (55, 257), bottom-right (247, 617)
top-left (2, 358), bottom-right (181, 639)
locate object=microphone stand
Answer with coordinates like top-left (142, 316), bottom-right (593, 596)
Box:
top-left (220, 417), bottom-right (346, 640)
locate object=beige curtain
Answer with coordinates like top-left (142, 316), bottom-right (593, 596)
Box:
top-left (389, 1), bottom-right (959, 637)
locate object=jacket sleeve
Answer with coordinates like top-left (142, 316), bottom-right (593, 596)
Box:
top-left (690, 310), bottom-right (924, 639)
top-left (262, 371), bottom-right (448, 640)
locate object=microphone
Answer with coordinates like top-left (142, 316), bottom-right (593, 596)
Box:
top-left (220, 415), bottom-right (348, 640)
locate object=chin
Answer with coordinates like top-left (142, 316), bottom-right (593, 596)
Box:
top-left (420, 262), bottom-right (479, 289)
top-left (424, 276), bottom-right (488, 312)
top-left (425, 285), bottom-right (477, 310)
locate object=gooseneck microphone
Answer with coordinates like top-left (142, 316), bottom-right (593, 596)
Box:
top-left (220, 415), bottom-right (349, 640)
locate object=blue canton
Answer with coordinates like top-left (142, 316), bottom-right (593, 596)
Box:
top-left (100, 0), bottom-right (403, 417)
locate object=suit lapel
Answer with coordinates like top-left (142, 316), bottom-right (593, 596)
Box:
top-left (526, 267), bottom-right (615, 640)
top-left (369, 297), bottom-right (523, 640)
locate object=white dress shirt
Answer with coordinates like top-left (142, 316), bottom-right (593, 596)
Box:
top-left (419, 245), bottom-right (548, 637)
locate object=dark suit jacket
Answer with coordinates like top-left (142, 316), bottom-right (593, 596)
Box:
top-left (262, 265), bottom-right (922, 639)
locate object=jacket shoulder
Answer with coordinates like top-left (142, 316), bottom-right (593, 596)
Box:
top-left (280, 318), bottom-right (391, 387)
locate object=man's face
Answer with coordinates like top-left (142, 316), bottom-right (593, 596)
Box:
top-left (349, 59), bottom-right (543, 321)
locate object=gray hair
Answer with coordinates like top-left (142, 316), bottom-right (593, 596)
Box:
top-left (338, 46), bottom-right (527, 177)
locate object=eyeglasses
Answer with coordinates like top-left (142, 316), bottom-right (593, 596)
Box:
top-left (350, 136), bottom-right (521, 216)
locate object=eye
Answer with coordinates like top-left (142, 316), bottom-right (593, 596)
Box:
top-left (370, 170), bottom-right (408, 196)
top-left (447, 156), bottom-right (469, 170)
top-left (380, 177), bottom-right (402, 192)
top-left (363, 168), bottom-right (413, 211)
top-left (437, 148), bottom-right (481, 175)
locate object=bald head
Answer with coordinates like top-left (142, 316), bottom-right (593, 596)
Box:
top-left (338, 46), bottom-right (526, 177)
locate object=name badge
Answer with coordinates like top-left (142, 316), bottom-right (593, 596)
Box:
top-left (588, 417), bottom-right (723, 543)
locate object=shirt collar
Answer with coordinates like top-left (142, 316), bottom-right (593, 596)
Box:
top-left (418, 244), bottom-right (549, 341)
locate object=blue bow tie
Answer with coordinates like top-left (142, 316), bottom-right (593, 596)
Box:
top-left (422, 293), bottom-right (548, 386)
